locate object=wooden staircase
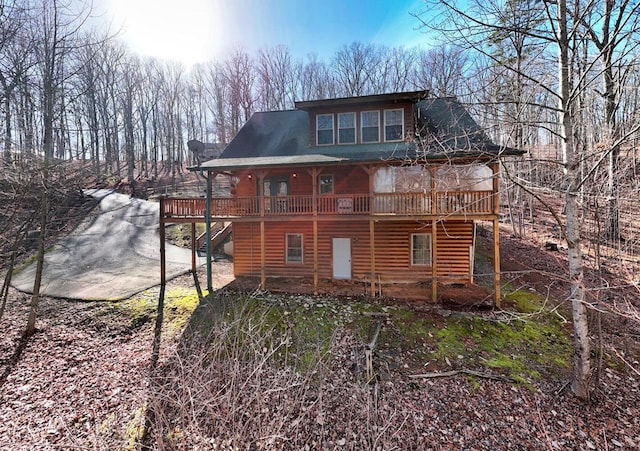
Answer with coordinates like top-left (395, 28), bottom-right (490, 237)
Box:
top-left (196, 222), bottom-right (232, 256)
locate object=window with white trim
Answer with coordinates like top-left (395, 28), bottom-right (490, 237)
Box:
top-left (361, 111), bottom-right (379, 143)
top-left (317, 114), bottom-right (334, 145)
top-left (384, 109), bottom-right (404, 141)
top-left (286, 233), bottom-right (303, 263)
top-left (411, 233), bottom-right (432, 266)
top-left (337, 112), bottom-right (356, 144)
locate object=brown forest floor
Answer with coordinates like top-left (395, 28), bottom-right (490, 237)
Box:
top-left (0, 179), bottom-right (639, 449)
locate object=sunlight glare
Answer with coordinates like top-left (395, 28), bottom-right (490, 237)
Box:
top-left (110, 0), bottom-right (220, 67)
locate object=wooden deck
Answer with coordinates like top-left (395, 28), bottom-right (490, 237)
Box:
top-left (160, 191), bottom-right (496, 222)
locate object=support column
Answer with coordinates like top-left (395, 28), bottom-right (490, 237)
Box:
top-left (492, 162), bottom-right (501, 307)
top-left (260, 220), bottom-right (266, 290)
top-left (432, 220), bottom-right (438, 302)
top-left (205, 172), bottom-right (212, 292)
top-left (191, 222), bottom-right (196, 273)
top-left (494, 217), bottom-right (501, 307)
top-left (256, 171), bottom-right (266, 291)
top-left (312, 168), bottom-right (318, 294)
top-left (370, 219), bottom-right (376, 296)
top-left (159, 199), bottom-right (166, 287)
top-left (366, 165), bottom-right (376, 296)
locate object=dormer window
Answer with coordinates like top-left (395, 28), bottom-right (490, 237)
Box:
top-left (384, 109), bottom-right (404, 141)
top-left (317, 114), bottom-right (334, 145)
top-left (361, 111), bottom-right (380, 143)
top-left (338, 112), bottom-right (356, 144)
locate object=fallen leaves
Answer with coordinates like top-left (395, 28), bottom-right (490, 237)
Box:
top-left (0, 268), bottom-right (639, 449)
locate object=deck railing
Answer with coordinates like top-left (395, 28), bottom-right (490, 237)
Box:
top-left (161, 190), bottom-right (495, 219)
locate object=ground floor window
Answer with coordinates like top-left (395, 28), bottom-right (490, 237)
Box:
top-left (411, 233), bottom-right (432, 266)
top-left (286, 233), bottom-right (303, 263)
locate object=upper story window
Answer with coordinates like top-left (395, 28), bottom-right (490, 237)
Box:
top-left (361, 111), bottom-right (380, 143)
top-left (384, 109), bottom-right (404, 141)
top-left (319, 174), bottom-right (334, 194)
top-left (337, 112), bottom-right (356, 144)
top-left (317, 114), bottom-right (334, 145)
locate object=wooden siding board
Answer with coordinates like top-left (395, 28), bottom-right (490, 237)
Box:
top-left (232, 219), bottom-right (474, 284)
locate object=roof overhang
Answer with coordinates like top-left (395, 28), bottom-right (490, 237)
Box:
top-left (295, 90), bottom-right (429, 110)
top-left (188, 154), bottom-right (347, 172)
top-left (187, 148), bottom-right (522, 174)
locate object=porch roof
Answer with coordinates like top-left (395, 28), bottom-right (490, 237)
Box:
top-left (188, 154), bottom-right (346, 172)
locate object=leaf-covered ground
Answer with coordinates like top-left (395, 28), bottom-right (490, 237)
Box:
top-left (1, 255), bottom-right (639, 449)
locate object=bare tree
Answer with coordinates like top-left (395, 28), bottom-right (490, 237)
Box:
top-left (25, 0), bottom-right (96, 336)
top-left (223, 49), bottom-right (255, 137)
top-left (332, 41), bottom-right (377, 96)
top-left (0, 1), bottom-right (34, 162)
top-left (255, 45), bottom-right (300, 111)
top-left (417, 44), bottom-right (470, 96)
top-left (202, 61), bottom-right (230, 144)
top-left (299, 53), bottom-right (336, 101)
top-left (120, 53), bottom-right (138, 194)
top-left (579, 0), bottom-right (640, 241)
top-left (416, 0), bottom-right (626, 399)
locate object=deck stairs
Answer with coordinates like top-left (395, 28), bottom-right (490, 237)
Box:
top-left (196, 222), bottom-right (232, 256)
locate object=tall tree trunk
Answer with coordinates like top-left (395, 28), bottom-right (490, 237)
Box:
top-left (2, 77), bottom-right (12, 162)
top-left (558, 0), bottom-right (590, 400)
top-left (124, 88), bottom-right (135, 195)
top-left (26, 169), bottom-right (48, 337)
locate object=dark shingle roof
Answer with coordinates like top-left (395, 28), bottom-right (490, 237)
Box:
top-left (191, 96), bottom-right (523, 172)
top-left (216, 110), bottom-right (308, 158)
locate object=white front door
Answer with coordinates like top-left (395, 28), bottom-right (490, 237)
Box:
top-left (332, 238), bottom-right (351, 279)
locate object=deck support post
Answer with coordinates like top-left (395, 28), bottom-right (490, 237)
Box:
top-left (432, 220), bottom-right (438, 302)
top-left (205, 172), bottom-right (212, 292)
top-left (366, 165), bottom-right (377, 297)
top-left (160, 198), bottom-right (166, 287)
top-left (493, 217), bottom-right (501, 307)
top-left (260, 220), bottom-right (266, 290)
top-left (369, 219), bottom-right (376, 296)
top-left (191, 222), bottom-right (196, 273)
top-left (311, 168), bottom-right (318, 294)
top-left (257, 171), bottom-right (267, 291)
top-left (492, 162), bottom-right (501, 307)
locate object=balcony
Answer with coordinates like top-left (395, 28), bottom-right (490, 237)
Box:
top-left (161, 190), bottom-right (495, 221)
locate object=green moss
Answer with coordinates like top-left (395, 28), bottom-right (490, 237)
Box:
top-left (430, 312), bottom-right (570, 384)
top-left (504, 288), bottom-right (543, 313)
top-left (179, 286), bottom-right (572, 389)
top-left (112, 287), bottom-right (202, 335)
top-left (124, 404), bottom-right (147, 451)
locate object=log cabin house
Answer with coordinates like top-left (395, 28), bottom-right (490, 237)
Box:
top-left (161, 90), bottom-right (524, 305)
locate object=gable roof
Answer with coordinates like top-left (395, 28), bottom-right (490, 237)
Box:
top-left (191, 94), bottom-right (523, 172)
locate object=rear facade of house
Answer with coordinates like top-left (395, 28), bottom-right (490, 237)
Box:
top-left (180, 90), bottom-right (522, 302)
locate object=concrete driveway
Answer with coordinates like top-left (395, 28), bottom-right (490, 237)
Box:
top-left (11, 189), bottom-right (201, 301)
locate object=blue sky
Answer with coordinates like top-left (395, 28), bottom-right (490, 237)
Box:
top-left (100, 0), bottom-right (432, 66)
